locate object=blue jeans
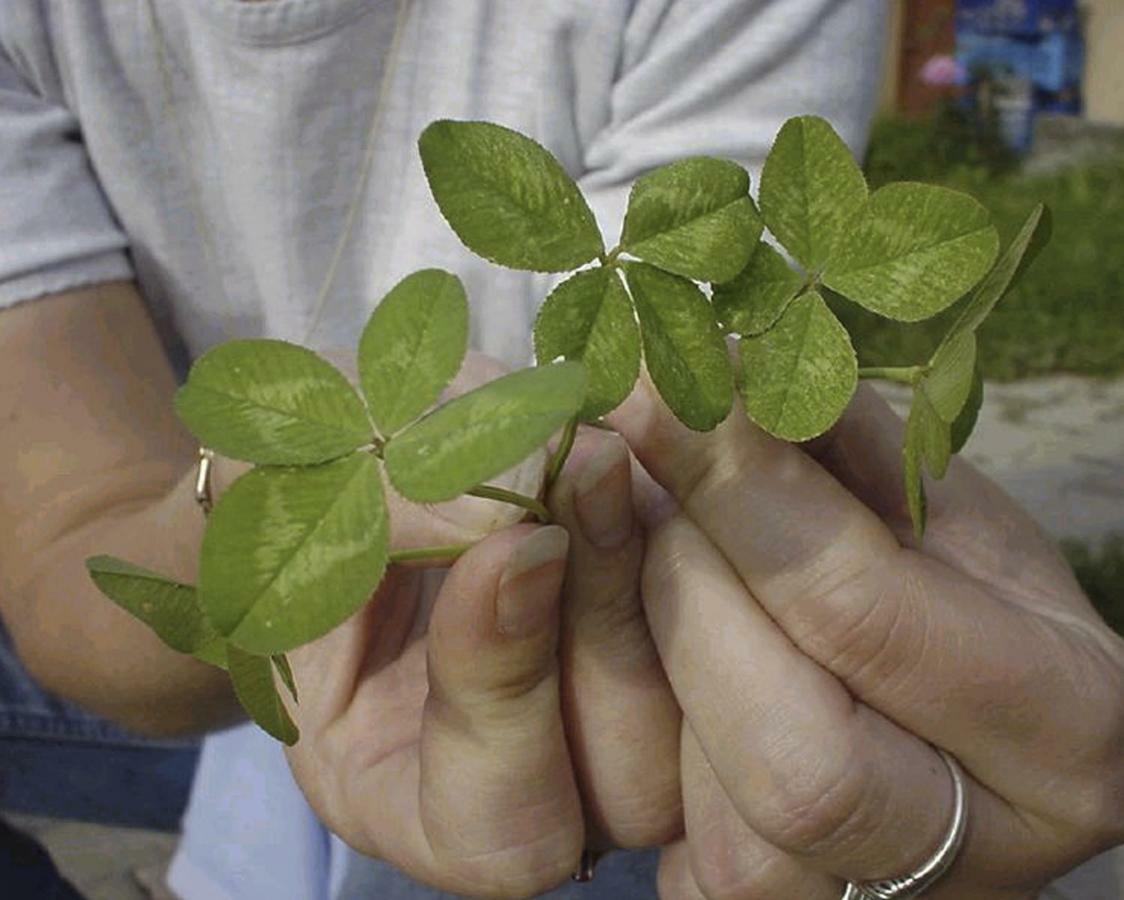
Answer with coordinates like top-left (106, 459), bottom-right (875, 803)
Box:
top-left (0, 622), bottom-right (199, 831)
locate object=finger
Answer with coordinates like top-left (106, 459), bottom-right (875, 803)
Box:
top-left (641, 509), bottom-right (1040, 888)
top-left (336, 526), bottom-right (584, 897)
top-left (680, 723), bottom-right (840, 900)
top-left (611, 377), bottom-right (1113, 808)
top-left (807, 384), bottom-right (1103, 624)
top-left (549, 429), bottom-right (682, 848)
top-left (418, 524), bottom-right (584, 892)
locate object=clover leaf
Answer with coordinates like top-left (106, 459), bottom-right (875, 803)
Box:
top-left (620, 157), bottom-right (761, 283)
top-left (533, 267), bottom-right (640, 420)
top-left (199, 455), bottom-right (388, 656)
top-left (419, 120), bottom-right (603, 272)
top-left (175, 340), bottom-right (372, 466)
top-left (359, 269), bottom-right (469, 436)
top-left (758, 115), bottom-right (868, 273)
top-left (738, 291), bottom-right (857, 441)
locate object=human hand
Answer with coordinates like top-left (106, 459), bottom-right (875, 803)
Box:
top-left (610, 378), bottom-right (1124, 899)
top-left (280, 356), bottom-right (681, 897)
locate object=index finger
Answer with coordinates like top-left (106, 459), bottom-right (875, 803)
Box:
top-left (609, 377), bottom-right (1102, 799)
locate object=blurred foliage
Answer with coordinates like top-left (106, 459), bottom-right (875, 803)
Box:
top-left (1063, 535), bottom-right (1124, 637)
top-left (845, 110), bottom-right (1124, 380)
top-left (864, 103), bottom-right (1018, 189)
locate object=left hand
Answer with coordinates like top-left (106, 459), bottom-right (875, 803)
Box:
top-left (610, 379), bottom-right (1124, 899)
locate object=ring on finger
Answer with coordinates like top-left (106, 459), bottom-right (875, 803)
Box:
top-left (841, 748), bottom-right (967, 900)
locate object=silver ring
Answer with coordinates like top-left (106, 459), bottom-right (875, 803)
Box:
top-left (841, 748), bottom-right (967, 900)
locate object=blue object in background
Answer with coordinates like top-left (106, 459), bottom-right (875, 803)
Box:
top-left (956, 0), bottom-right (1080, 37)
top-left (955, 0), bottom-right (1083, 152)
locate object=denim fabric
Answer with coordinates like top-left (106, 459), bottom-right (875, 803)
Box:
top-left (0, 622), bottom-right (199, 831)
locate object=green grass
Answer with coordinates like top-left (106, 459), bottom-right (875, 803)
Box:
top-left (1064, 535), bottom-right (1124, 637)
top-left (843, 118), bottom-right (1124, 381)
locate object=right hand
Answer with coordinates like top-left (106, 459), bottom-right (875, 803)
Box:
top-left (281, 355), bottom-right (682, 897)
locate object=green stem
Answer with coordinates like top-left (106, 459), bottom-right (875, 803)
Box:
top-left (389, 544), bottom-right (473, 564)
top-left (857, 365), bottom-right (925, 386)
top-left (467, 484), bottom-right (552, 523)
top-left (546, 415), bottom-right (580, 489)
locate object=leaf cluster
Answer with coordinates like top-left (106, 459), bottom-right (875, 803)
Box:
top-left (87, 116), bottom-right (1050, 742)
top-left (89, 269), bottom-right (585, 741)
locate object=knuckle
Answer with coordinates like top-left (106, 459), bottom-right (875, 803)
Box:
top-left (805, 560), bottom-right (927, 691)
top-left (757, 752), bottom-right (875, 859)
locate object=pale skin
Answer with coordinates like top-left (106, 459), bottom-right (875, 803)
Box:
top-left (2, 282), bottom-right (1122, 898)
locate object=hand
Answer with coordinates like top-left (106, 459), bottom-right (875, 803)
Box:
top-left (609, 379), bottom-right (1124, 899)
top-left (281, 357), bottom-right (681, 898)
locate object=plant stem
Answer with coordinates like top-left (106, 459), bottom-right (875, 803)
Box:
top-left (857, 365), bottom-right (925, 386)
top-left (467, 484), bottom-right (552, 523)
top-left (546, 415), bottom-right (579, 489)
top-left (389, 544), bottom-right (473, 564)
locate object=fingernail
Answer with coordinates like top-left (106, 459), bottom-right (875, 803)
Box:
top-left (496, 526), bottom-right (570, 637)
top-left (574, 438), bottom-right (633, 549)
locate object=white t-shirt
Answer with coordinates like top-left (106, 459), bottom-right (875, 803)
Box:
top-left (3, 1), bottom-right (1119, 897)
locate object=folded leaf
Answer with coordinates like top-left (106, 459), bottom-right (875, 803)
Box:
top-left (200, 455), bottom-right (388, 655)
top-left (925, 331), bottom-right (978, 424)
top-left (624, 262), bottom-right (733, 432)
top-left (712, 241), bottom-right (804, 336)
top-left (419, 120), bottom-right (602, 272)
top-left (949, 367), bottom-right (984, 454)
top-left (175, 340), bottom-right (372, 465)
top-left (938, 204), bottom-right (1052, 352)
top-left (737, 291), bottom-right (856, 441)
top-left (384, 362), bottom-right (586, 503)
top-left (272, 654), bottom-right (298, 704)
top-left (759, 115), bottom-right (868, 273)
top-left (86, 556), bottom-right (223, 665)
top-left (620, 157), bottom-right (761, 283)
top-left (903, 385), bottom-right (952, 540)
top-left (359, 269), bottom-right (468, 436)
top-left (533, 268), bottom-right (640, 419)
top-left (227, 644), bottom-right (299, 745)
top-left (823, 183), bottom-right (999, 321)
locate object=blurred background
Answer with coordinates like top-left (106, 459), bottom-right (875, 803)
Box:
top-left (855, 0), bottom-right (1123, 635)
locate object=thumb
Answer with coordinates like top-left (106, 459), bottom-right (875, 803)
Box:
top-left (417, 524), bottom-right (584, 894)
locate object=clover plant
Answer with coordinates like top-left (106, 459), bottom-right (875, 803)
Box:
top-left (86, 116), bottom-right (1049, 743)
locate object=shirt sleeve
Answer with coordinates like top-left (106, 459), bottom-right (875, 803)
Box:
top-left (0, 46), bottom-right (132, 309)
top-left (576, 0), bottom-right (889, 238)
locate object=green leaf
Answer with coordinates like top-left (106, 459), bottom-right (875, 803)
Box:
top-left (939, 204), bottom-right (1052, 350)
top-left (737, 291), bottom-right (857, 441)
top-left (903, 386), bottom-right (951, 540)
top-left (533, 268), bottom-right (640, 419)
top-left (175, 340), bottom-right (372, 466)
top-left (418, 120), bottom-right (602, 272)
top-left (199, 455), bottom-right (388, 655)
top-left (359, 269), bottom-right (469, 436)
top-left (924, 331), bottom-right (978, 423)
top-left (950, 367), bottom-right (984, 454)
top-left (903, 438), bottom-right (928, 541)
top-left (272, 654), bottom-right (298, 704)
top-left (823, 183), bottom-right (1000, 321)
top-left (624, 262), bottom-right (733, 432)
top-left (712, 241), bottom-right (805, 336)
top-left (758, 115), bottom-right (868, 272)
top-left (384, 362), bottom-right (586, 503)
top-left (226, 644), bottom-right (299, 745)
top-left (86, 556), bottom-right (222, 664)
top-left (619, 157), bottom-right (762, 283)
top-left (909, 386), bottom-right (952, 480)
